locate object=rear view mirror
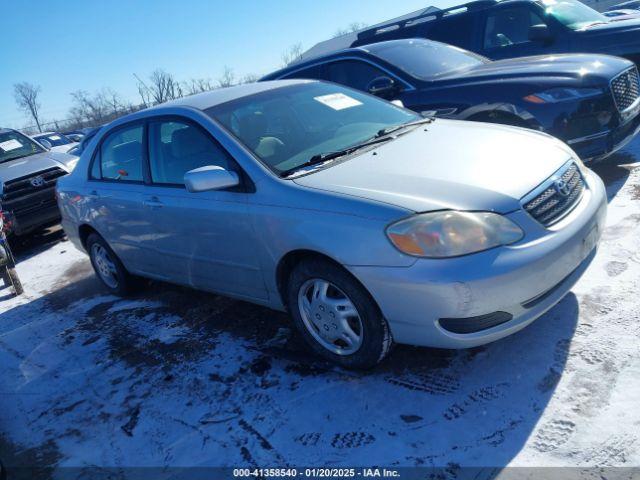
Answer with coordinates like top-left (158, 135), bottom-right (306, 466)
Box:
top-left (529, 24), bottom-right (553, 43)
top-left (367, 76), bottom-right (401, 100)
top-left (184, 165), bottom-right (240, 193)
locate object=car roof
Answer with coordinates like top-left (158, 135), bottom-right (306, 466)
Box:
top-left (151, 79), bottom-right (313, 111)
top-left (265, 38), bottom-right (440, 80)
top-left (33, 132), bottom-right (59, 137)
top-left (299, 0), bottom-right (529, 61)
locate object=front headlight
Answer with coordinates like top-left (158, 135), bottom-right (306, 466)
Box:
top-left (524, 87), bottom-right (604, 104)
top-left (386, 211), bottom-right (524, 258)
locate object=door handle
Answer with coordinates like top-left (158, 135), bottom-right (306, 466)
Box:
top-left (87, 190), bottom-right (99, 199)
top-left (143, 197), bottom-right (164, 209)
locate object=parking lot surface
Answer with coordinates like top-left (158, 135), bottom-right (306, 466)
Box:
top-left (1, 144), bottom-right (640, 472)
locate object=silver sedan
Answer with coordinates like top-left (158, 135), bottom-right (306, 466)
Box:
top-left (57, 80), bottom-right (607, 368)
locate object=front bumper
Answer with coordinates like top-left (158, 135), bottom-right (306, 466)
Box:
top-left (569, 107), bottom-right (640, 162)
top-left (349, 168), bottom-right (607, 349)
top-left (4, 202), bottom-right (61, 236)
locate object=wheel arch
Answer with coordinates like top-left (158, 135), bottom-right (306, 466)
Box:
top-left (275, 249), bottom-right (379, 312)
top-left (78, 224), bottom-right (100, 251)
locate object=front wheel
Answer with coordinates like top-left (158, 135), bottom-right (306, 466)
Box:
top-left (287, 259), bottom-right (392, 369)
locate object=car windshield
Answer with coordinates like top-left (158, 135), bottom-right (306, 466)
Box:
top-left (206, 82), bottom-right (421, 175)
top-left (366, 40), bottom-right (488, 80)
top-left (34, 132), bottom-right (74, 147)
top-left (541, 0), bottom-right (609, 29)
top-left (0, 130), bottom-right (45, 163)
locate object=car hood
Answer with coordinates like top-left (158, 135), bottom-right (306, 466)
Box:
top-left (0, 151), bottom-right (77, 185)
top-left (438, 53), bottom-right (633, 85)
top-left (293, 119), bottom-right (574, 213)
top-left (49, 143), bottom-right (79, 153)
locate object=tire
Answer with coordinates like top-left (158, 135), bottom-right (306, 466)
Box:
top-left (286, 258), bottom-right (392, 369)
top-left (86, 233), bottom-right (136, 295)
top-left (7, 268), bottom-right (23, 296)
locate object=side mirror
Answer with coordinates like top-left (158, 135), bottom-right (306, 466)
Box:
top-left (184, 165), bottom-right (240, 193)
top-left (529, 24), bottom-right (553, 43)
top-left (39, 139), bottom-right (52, 149)
top-left (367, 76), bottom-right (401, 100)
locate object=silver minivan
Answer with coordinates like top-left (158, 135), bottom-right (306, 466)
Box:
top-left (57, 80), bottom-right (607, 368)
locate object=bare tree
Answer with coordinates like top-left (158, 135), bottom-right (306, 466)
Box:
top-left (217, 66), bottom-right (236, 88)
top-left (149, 69), bottom-right (183, 103)
top-left (134, 69), bottom-right (183, 106)
top-left (101, 88), bottom-right (126, 115)
top-left (240, 73), bottom-right (260, 84)
top-left (182, 77), bottom-right (215, 96)
top-left (281, 43), bottom-right (304, 67)
top-left (14, 82), bottom-right (44, 132)
top-left (333, 22), bottom-right (368, 38)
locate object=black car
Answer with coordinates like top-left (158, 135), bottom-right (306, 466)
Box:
top-left (263, 39), bottom-right (640, 161)
top-left (301, 0), bottom-right (640, 67)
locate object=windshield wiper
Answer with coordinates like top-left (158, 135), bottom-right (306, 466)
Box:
top-left (280, 136), bottom-right (394, 178)
top-left (374, 116), bottom-right (434, 139)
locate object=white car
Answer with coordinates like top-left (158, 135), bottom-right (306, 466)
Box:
top-left (32, 132), bottom-right (79, 153)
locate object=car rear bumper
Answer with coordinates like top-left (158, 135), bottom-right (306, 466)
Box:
top-left (348, 168), bottom-right (607, 349)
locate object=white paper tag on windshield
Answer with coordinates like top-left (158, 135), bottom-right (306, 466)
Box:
top-left (49, 135), bottom-right (61, 141)
top-left (0, 139), bottom-right (23, 152)
top-left (314, 93), bottom-right (362, 111)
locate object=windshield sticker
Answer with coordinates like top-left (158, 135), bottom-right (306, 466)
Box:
top-left (0, 139), bottom-right (23, 152)
top-left (314, 93), bottom-right (363, 111)
top-left (49, 135), bottom-right (61, 141)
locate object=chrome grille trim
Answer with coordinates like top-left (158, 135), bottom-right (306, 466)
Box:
top-left (611, 66), bottom-right (640, 113)
top-left (522, 161), bottom-right (586, 228)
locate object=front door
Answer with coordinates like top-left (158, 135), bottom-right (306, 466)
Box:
top-left (142, 118), bottom-right (267, 301)
top-left (480, 5), bottom-right (560, 60)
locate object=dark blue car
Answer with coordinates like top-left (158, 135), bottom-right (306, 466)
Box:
top-left (263, 39), bottom-right (640, 162)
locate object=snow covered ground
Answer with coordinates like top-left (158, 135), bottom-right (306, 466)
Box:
top-left (1, 141), bottom-right (640, 476)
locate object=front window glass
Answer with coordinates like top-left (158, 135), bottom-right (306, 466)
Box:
top-left (148, 120), bottom-right (234, 185)
top-left (206, 83), bottom-right (419, 175)
top-left (484, 8), bottom-right (547, 49)
top-left (367, 40), bottom-right (487, 80)
top-left (34, 133), bottom-right (74, 147)
top-left (540, 0), bottom-right (608, 29)
top-left (0, 130), bottom-right (44, 164)
top-left (99, 124), bottom-right (144, 182)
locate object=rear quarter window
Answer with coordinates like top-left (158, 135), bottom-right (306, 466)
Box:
top-left (424, 14), bottom-right (475, 49)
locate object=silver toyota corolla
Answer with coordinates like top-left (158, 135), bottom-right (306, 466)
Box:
top-left (57, 80), bottom-right (607, 368)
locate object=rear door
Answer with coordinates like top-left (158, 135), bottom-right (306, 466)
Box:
top-left (141, 117), bottom-right (267, 300)
top-left (87, 122), bottom-right (157, 274)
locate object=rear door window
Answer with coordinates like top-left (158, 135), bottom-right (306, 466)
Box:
top-left (325, 59), bottom-right (390, 91)
top-left (425, 14), bottom-right (475, 49)
top-left (281, 64), bottom-right (326, 81)
top-left (98, 124), bottom-right (144, 182)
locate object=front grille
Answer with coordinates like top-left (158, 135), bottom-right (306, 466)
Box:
top-left (1, 167), bottom-right (67, 203)
top-left (1, 167), bottom-right (68, 218)
top-left (611, 67), bottom-right (640, 112)
top-left (523, 163), bottom-right (585, 227)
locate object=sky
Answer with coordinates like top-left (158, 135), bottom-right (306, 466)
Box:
top-left (1, 0), bottom-right (461, 130)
